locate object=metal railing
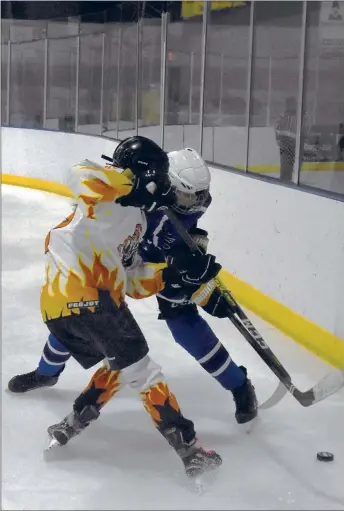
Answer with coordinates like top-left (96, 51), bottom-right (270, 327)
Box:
top-left (1, 1), bottom-right (344, 197)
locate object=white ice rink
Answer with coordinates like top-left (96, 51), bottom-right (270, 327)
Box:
top-left (2, 185), bottom-right (344, 510)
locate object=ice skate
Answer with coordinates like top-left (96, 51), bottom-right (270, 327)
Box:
top-left (8, 369), bottom-right (59, 393)
top-left (45, 405), bottom-right (100, 451)
top-left (232, 366), bottom-right (258, 425)
top-left (183, 444), bottom-right (222, 494)
top-left (163, 427), bottom-right (222, 478)
top-left (182, 444), bottom-right (222, 478)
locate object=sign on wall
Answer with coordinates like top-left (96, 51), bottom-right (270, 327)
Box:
top-left (319, 1), bottom-right (344, 53)
top-left (182, 1), bottom-right (246, 19)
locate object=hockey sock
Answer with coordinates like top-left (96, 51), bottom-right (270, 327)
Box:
top-left (74, 366), bottom-right (122, 412)
top-left (38, 334), bottom-right (71, 377)
top-left (141, 381), bottom-right (196, 445)
top-left (166, 314), bottom-right (246, 391)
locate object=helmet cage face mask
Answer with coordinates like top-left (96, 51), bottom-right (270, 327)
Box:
top-left (171, 187), bottom-right (209, 215)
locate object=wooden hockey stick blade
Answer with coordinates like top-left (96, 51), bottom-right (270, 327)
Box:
top-left (259, 382), bottom-right (288, 410)
top-left (290, 369), bottom-right (344, 407)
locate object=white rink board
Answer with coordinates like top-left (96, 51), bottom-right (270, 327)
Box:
top-left (2, 127), bottom-right (344, 340)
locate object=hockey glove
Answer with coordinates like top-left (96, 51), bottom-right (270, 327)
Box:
top-left (168, 249), bottom-right (222, 286)
top-left (189, 281), bottom-right (238, 318)
top-left (188, 227), bottom-right (209, 254)
top-left (116, 173), bottom-right (176, 213)
top-left (161, 264), bottom-right (200, 301)
top-left (202, 287), bottom-right (238, 318)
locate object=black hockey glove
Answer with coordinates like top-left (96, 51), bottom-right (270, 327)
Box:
top-left (188, 227), bottom-right (209, 254)
top-left (116, 173), bottom-right (176, 213)
top-left (161, 264), bottom-right (200, 301)
top-left (201, 287), bottom-right (238, 318)
top-left (168, 248), bottom-right (222, 286)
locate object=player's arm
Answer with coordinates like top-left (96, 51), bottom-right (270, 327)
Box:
top-left (68, 160), bottom-right (133, 205)
top-left (126, 260), bottom-right (167, 299)
top-left (126, 244), bottom-right (232, 319)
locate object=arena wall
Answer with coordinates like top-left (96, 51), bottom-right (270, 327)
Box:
top-left (2, 126), bottom-right (343, 368)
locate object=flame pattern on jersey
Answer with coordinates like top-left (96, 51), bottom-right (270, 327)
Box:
top-left (41, 251), bottom-right (124, 321)
top-left (126, 262), bottom-right (166, 300)
top-left (76, 165), bottom-right (133, 201)
top-left (41, 160), bottom-right (167, 322)
top-left (45, 211), bottom-right (76, 254)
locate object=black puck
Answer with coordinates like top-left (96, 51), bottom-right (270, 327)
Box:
top-left (317, 451), bottom-right (334, 462)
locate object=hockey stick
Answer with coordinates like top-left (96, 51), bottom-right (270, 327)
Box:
top-left (163, 208), bottom-right (344, 408)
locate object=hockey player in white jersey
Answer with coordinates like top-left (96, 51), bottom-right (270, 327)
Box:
top-left (13, 136), bottom-right (224, 479)
top-left (41, 145), bottom-right (256, 457)
top-left (9, 144), bottom-right (257, 431)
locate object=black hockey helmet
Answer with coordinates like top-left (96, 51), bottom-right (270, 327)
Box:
top-left (112, 136), bottom-right (169, 177)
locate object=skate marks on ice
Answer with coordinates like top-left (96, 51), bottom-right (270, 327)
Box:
top-left (3, 369), bottom-right (344, 510)
top-left (2, 186), bottom-right (344, 510)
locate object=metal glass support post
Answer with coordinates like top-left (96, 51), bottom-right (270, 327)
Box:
top-left (199, 0), bottom-right (209, 156)
top-left (219, 52), bottom-right (224, 117)
top-left (312, 53), bottom-right (319, 125)
top-left (43, 37), bottom-right (48, 128)
top-left (100, 32), bottom-right (105, 135)
top-left (6, 40), bottom-right (11, 125)
top-left (188, 52), bottom-right (194, 124)
top-left (293, 0), bottom-right (307, 185)
top-left (75, 34), bottom-right (80, 132)
top-left (159, 11), bottom-right (168, 148)
top-left (116, 24), bottom-right (122, 139)
top-left (266, 55), bottom-right (272, 126)
top-left (135, 19), bottom-right (141, 136)
top-left (244, 1), bottom-right (255, 173)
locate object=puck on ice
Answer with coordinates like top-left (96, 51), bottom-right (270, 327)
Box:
top-left (317, 452), bottom-right (334, 462)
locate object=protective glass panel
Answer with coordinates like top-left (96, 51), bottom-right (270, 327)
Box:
top-left (138, 15), bottom-right (162, 146)
top-left (1, 43), bottom-right (9, 125)
top-left (203, 2), bottom-right (252, 166)
top-left (46, 37), bottom-right (77, 132)
top-left (299, 1), bottom-right (344, 195)
top-left (248, 1), bottom-right (303, 181)
top-left (77, 33), bottom-right (103, 135)
top-left (10, 40), bottom-right (45, 128)
top-left (164, 2), bottom-right (203, 152)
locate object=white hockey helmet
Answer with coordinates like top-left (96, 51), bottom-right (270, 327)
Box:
top-left (168, 148), bottom-right (211, 215)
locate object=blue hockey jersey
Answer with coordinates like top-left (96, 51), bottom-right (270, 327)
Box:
top-left (139, 195), bottom-right (212, 264)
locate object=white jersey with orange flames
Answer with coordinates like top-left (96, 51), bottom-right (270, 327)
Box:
top-left (41, 160), bottom-right (165, 322)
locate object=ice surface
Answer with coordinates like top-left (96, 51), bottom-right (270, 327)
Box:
top-left (2, 185), bottom-right (344, 510)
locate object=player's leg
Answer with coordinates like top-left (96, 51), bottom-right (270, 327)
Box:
top-left (46, 295), bottom-right (222, 476)
top-left (8, 333), bottom-right (70, 393)
top-left (46, 362), bottom-right (122, 448)
top-left (157, 297), bottom-right (257, 424)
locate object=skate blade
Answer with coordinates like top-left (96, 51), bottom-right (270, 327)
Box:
top-left (44, 434), bottom-right (61, 453)
top-left (187, 470), bottom-right (218, 495)
top-left (243, 415), bottom-right (259, 434)
top-left (186, 463), bottom-right (220, 495)
top-left (187, 475), bottom-right (206, 495)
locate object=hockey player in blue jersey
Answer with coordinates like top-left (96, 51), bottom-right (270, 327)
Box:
top-left (139, 148), bottom-right (257, 424)
top-left (8, 145), bottom-right (257, 425)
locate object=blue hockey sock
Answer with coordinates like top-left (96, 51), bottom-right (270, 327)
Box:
top-left (38, 334), bottom-right (71, 377)
top-left (166, 314), bottom-right (246, 391)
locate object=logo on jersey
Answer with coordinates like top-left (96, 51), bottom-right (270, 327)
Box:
top-left (67, 300), bottom-right (99, 309)
top-left (117, 224), bottom-right (143, 267)
top-left (162, 232), bottom-right (176, 251)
